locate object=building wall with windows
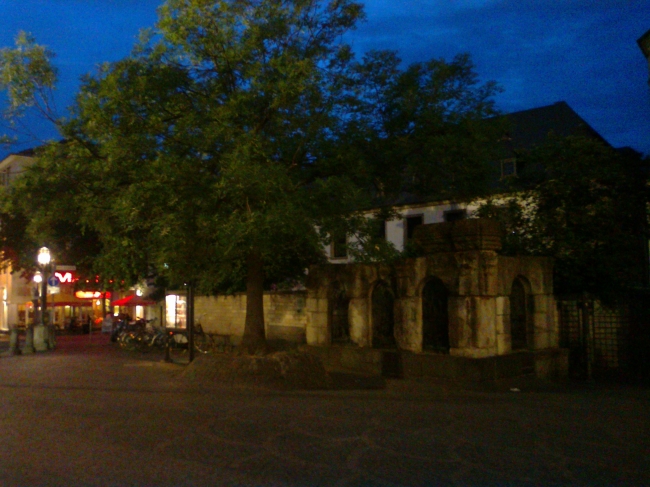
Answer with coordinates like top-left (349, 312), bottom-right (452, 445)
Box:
top-left (327, 200), bottom-right (480, 262)
top-left (0, 150), bottom-right (38, 330)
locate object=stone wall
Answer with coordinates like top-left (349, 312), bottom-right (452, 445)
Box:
top-left (188, 219), bottom-right (565, 381)
top-left (194, 291), bottom-right (307, 344)
top-left (305, 219), bottom-right (560, 361)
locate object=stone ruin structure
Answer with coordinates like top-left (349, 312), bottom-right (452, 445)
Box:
top-left (304, 219), bottom-right (568, 381)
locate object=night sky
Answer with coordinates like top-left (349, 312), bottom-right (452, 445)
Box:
top-left (1, 0), bottom-right (648, 158)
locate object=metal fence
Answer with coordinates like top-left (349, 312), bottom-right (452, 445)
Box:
top-left (558, 294), bottom-right (650, 381)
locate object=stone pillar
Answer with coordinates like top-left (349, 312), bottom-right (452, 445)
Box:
top-left (395, 295), bottom-right (419, 352)
top-left (8, 325), bottom-right (21, 355)
top-left (306, 296), bottom-right (329, 346)
top-left (495, 295), bottom-right (511, 355)
top-left (348, 297), bottom-right (369, 347)
top-left (449, 296), bottom-right (498, 358)
top-left (33, 324), bottom-right (48, 352)
top-left (532, 293), bottom-right (559, 350)
top-left (47, 325), bottom-right (56, 350)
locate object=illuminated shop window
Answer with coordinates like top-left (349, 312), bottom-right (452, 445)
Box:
top-left (165, 294), bottom-right (187, 328)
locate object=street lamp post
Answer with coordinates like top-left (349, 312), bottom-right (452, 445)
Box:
top-left (33, 247), bottom-right (51, 352)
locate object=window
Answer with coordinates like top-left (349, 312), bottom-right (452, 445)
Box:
top-left (444, 209), bottom-right (467, 222)
top-left (405, 215), bottom-right (423, 243)
top-left (331, 234), bottom-right (347, 259)
top-left (165, 294), bottom-right (186, 328)
top-left (501, 158), bottom-right (517, 178)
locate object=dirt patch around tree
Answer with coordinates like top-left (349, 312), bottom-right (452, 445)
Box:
top-left (180, 350), bottom-right (386, 391)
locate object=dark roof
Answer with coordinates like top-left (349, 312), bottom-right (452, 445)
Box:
top-left (378, 101), bottom-right (611, 209)
top-left (499, 101), bottom-right (607, 153)
top-left (14, 147), bottom-right (36, 157)
top-left (638, 28), bottom-right (650, 58)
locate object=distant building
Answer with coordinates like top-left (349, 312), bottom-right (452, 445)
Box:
top-left (326, 101), bottom-right (608, 262)
top-left (638, 29), bottom-right (650, 85)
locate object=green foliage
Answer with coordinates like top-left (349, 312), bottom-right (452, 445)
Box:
top-left (343, 50), bottom-right (504, 202)
top-left (0, 31), bottom-right (58, 135)
top-left (3, 1), bottom-right (370, 292)
top-left (0, 1), bottom-right (504, 347)
top-left (475, 136), bottom-right (649, 301)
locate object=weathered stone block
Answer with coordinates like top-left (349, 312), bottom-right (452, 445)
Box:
top-left (413, 221), bottom-right (455, 253)
top-left (496, 329), bottom-right (511, 355)
top-left (451, 218), bottom-right (503, 252)
top-left (349, 298), bottom-right (369, 347)
top-left (495, 296), bottom-right (506, 317)
top-left (413, 218), bottom-right (503, 254)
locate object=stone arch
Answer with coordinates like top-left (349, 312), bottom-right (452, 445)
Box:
top-left (510, 275), bottom-right (533, 350)
top-left (421, 276), bottom-right (450, 353)
top-left (328, 281), bottom-right (350, 344)
top-left (371, 280), bottom-right (396, 348)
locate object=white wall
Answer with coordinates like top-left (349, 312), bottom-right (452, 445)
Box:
top-left (325, 200), bottom-right (484, 262)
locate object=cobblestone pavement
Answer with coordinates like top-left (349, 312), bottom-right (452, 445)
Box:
top-left (0, 335), bottom-right (648, 486)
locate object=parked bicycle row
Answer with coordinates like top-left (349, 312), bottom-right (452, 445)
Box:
top-left (112, 319), bottom-right (234, 355)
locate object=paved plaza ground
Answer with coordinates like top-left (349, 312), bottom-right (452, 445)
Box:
top-left (0, 334), bottom-right (648, 486)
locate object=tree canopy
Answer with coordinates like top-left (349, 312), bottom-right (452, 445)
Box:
top-left (476, 135), bottom-right (649, 301)
top-left (0, 0), bottom-right (503, 351)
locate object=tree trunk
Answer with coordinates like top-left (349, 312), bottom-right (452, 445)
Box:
top-left (239, 249), bottom-right (268, 354)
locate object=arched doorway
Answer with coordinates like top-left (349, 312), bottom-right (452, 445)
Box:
top-left (329, 283), bottom-right (350, 344)
top-left (422, 277), bottom-right (450, 353)
top-left (510, 277), bottom-right (531, 350)
top-left (372, 281), bottom-right (395, 348)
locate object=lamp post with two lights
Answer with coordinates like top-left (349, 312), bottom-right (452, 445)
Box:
top-left (33, 247), bottom-right (53, 352)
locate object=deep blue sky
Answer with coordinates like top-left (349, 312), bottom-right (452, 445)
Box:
top-left (1, 0), bottom-right (648, 158)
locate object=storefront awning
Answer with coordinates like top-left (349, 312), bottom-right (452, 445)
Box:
top-left (45, 293), bottom-right (94, 307)
top-left (113, 294), bottom-right (157, 306)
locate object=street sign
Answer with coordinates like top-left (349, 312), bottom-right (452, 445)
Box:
top-left (55, 265), bottom-right (76, 271)
top-left (47, 276), bottom-right (60, 287)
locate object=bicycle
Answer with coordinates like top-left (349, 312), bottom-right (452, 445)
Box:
top-left (164, 327), bottom-right (190, 362)
top-left (114, 320), bottom-right (139, 352)
top-left (130, 319), bottom-right (164, 353)
top-left (192, 322), bottom-right (212, 354)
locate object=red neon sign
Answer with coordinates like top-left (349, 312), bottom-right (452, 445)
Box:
top-left (55, 272), bottom-right (75, 283)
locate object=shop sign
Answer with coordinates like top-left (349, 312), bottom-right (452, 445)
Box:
top-left (54, 271), bottom-right (75, 283)
top-left (74, 291), bottom-right (112, 299)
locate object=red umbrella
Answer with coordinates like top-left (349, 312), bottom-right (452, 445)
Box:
top-left (112, 294), bottom-right (157, 306)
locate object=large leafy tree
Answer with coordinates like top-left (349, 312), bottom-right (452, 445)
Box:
top-left (6, 0), bottom-right (369, 352)
top-left (1, 1), bottom-right (503, 352)
top-left (342, 50), bottom-right (503, 203)
top-left (476, 136), bottom-right (649, 301)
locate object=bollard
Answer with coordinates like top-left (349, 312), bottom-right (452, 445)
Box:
top-left (47, 325), bottom-right (56, 350)
top-left (23, 326), bottom-right (35, 354)
top-left (9, 326), bottom-right (21, 355)
top-left (164, 331), bottom-right (173, 363)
